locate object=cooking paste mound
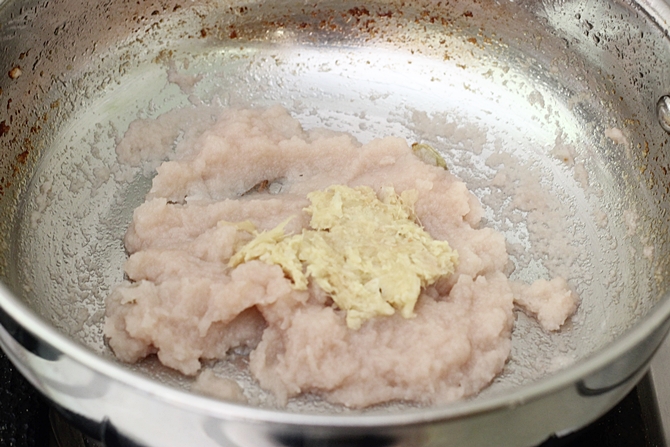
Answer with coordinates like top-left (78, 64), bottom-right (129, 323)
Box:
top-left (105, 106), bottom-right (577, 408)
top-left (229, 184), bottom-right (459, 330)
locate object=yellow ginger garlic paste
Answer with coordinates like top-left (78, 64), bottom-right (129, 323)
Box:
top-left (230, 185), bottom-right (458, 329)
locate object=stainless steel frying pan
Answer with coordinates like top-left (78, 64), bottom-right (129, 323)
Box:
top-left (2, 0), bottom-right (670, 445)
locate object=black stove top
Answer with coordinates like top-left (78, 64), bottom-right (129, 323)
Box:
top-left (0, 350), bottom-right (50, 447)
top-left (0, 348), bottom-right (665, 447)
top-left (539, 374), bottom-right (664, 447)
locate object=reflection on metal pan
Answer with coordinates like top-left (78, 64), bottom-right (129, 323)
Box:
top-left (1, 0), bottom-right (670, 446)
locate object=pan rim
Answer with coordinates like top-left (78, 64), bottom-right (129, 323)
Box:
top-left (1, 281), bottom-right (669, 428)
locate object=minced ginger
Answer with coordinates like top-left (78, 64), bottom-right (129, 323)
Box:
top-left (229, 185), bottom-right (458, 329)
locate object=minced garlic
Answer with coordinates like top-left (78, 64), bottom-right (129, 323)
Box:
top-left (229, 185), bottom-right (458, 329)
